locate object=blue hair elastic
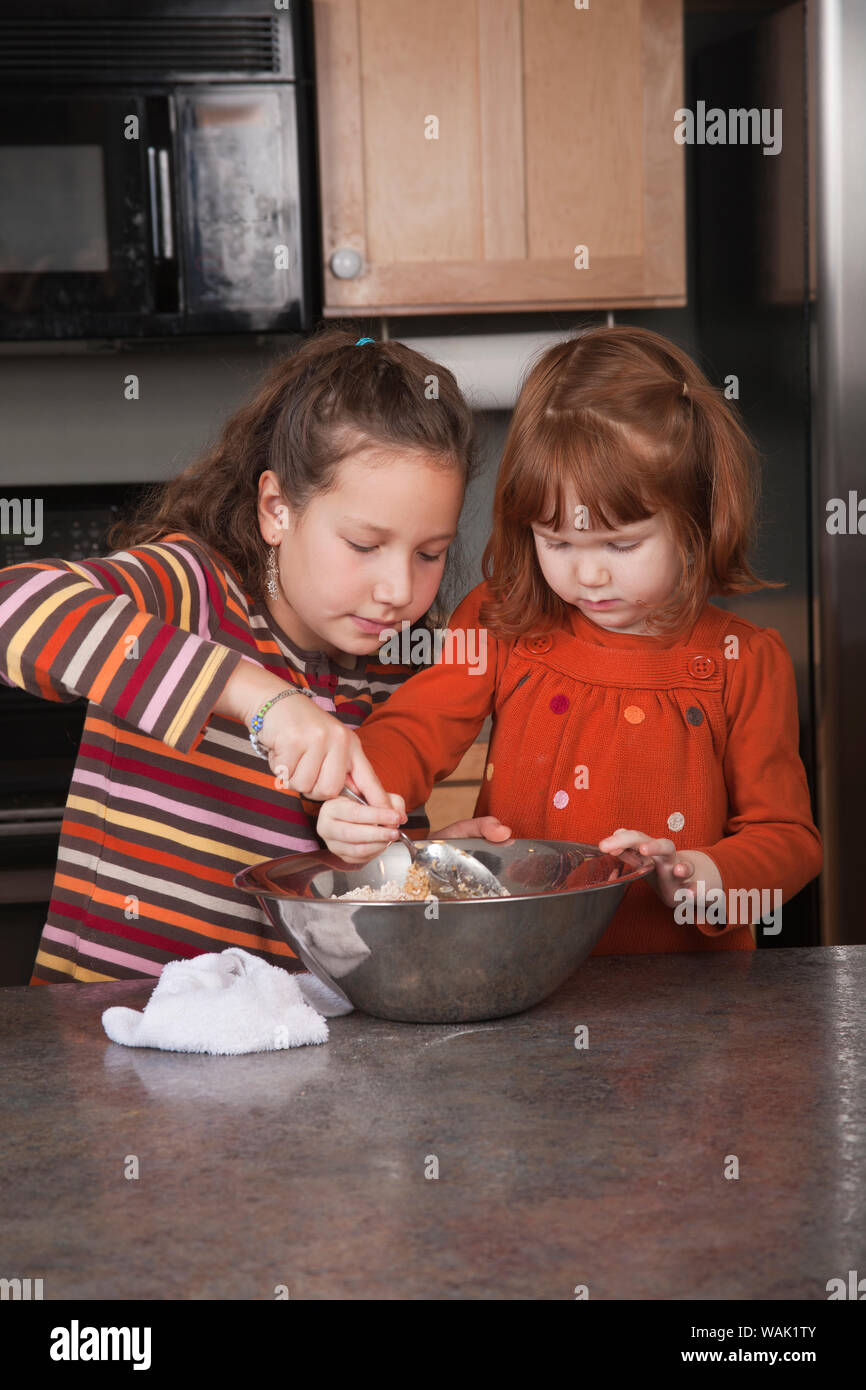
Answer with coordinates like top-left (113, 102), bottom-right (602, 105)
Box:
top-left (355, 336), bottom-right (375, 346)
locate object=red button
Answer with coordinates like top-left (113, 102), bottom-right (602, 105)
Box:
top-left (688, 655), bottom-right (716, 679)
top-left (526, 635), bottom-right (554, 655)
top-left (328, 674), bottom-right (338, 689)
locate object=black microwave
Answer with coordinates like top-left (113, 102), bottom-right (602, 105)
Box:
top-left (0, 0), bottom-right (319, 340)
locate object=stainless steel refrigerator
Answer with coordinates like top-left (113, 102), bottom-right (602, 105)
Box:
top-left (813, 0), bottom-right (866, 945)
top-left (689, 0), bottom-right (864, 946)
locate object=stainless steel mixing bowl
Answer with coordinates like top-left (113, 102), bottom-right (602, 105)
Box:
top-left (235, 838), bottom-right (654, 1024)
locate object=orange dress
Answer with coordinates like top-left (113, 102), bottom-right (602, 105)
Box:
top-left (357, 582), bottom-right (823, 954)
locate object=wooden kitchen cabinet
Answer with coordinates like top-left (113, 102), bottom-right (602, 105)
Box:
top-left (313, 0), bottom-right (685, 314)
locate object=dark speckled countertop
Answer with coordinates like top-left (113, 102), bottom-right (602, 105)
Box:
top-left (1, 945), bottom-right (865, 1300)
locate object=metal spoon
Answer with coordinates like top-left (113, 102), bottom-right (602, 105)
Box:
top-left (340, 786), bottom-right (509, 898)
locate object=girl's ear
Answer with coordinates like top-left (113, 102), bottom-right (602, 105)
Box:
top-left (257, 470), bottom-right (295, 538)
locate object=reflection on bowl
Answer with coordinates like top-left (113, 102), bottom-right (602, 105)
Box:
top-left (234, 839), bottom-right (654, 1024)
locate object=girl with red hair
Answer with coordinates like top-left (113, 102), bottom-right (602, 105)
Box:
top-left (318, 325), bottom-right (822, 955)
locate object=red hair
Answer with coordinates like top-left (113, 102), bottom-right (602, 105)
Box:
top-left (479, 323), bottom-right (783, 638)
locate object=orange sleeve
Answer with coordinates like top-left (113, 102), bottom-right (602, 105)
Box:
top-left (692, 625), bottom-right (822, 931)
top-left (357, 584), bottom-right (502, 808)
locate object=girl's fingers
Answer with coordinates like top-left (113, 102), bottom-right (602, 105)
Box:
top-left (342, 777), bottom-right (405, 823)
top-left (330, 818), bottom-right (400, 845)
top-left (331, 840), bottom-right (393, 863)
top-left (328, 844), bottom-right (384, 864)
top-left (598, 828), bottom-right (637, 850)
top-left (317, 806), bottom-right (398, 858)
top-left (283, 745), bottom-right (325, 797)
top-left (638, 839), bottom-right (676, 858)
top-left (599, 831), bottom-right (687, 871)
top-left (467, 815), bottom-right (512, 840)
top-left (431, 816), bottom-right (513, 840)
top-left (315, 740), bottom-right (357, 803)
top-left (347, 745), bottom-right (392, 811)
top-left (599, 828), bottom-right (657, 853)
top-left (331, 795), bottom-right (401, 827)
top-left (318, 798), bottom-right (401, 844)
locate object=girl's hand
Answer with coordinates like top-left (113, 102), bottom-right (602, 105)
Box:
top-left (250, 691), bottom-right (390, 805)
top-left (598, 828), bottom-right (698, 910)
top-left (430, 815), bottom-right (513, 842)
top-left (317, 791), bottom-right (407, 864)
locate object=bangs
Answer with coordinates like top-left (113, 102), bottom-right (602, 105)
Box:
top-left (522, 411), bottom-right (666, 534)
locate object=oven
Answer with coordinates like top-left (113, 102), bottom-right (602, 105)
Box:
top-left (0, 483), bottom-right (150, 982)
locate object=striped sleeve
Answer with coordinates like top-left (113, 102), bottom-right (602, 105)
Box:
top-left (0, 535), bottom-right (247, 755)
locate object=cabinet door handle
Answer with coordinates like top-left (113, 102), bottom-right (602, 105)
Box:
top-left (329, 247), bottom-right (364, 279)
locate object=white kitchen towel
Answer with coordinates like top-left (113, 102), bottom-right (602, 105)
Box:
top-left (101, 947), bottom-right (353, 1055)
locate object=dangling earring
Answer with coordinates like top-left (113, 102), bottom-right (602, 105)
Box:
top-left (266, 543), bottom-right (280, 599)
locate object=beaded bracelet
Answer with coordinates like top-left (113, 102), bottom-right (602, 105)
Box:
top-left (248, 685), bottom-right (314, 759)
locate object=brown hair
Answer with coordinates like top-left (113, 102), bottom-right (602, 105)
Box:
top-left (107, 325), bottom-right (477, 623)
top-left (479, 323), bottom-right (783, 638)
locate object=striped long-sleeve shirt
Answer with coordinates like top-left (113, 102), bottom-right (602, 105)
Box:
top-left (0, 531), bottom-right (428, 984)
